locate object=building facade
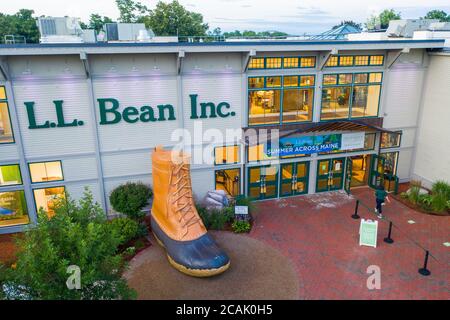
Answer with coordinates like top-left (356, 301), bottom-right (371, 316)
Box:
top-left (0, 39), bottom-right (446, 234)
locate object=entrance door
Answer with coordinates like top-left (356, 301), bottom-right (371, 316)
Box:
top-left (280, 162), bottom-right (309, 197)
top-left (369, 154), bottom-right (385, 188)
top-left (248, 165), bottom-right (278, 200)
top-left (344, 158), bottom-right (352, 194)
top-left (215, 168), bottom-right (240, 196)
top-left (316, 158), bottom-right (345, 192)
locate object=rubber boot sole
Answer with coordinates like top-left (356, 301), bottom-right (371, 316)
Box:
top-left (152, 231), bottom-right (230, 278)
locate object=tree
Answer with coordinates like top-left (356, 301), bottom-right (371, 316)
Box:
top-left (423, 10), bottom-right (450, 22)
top-left (366, 9), bottom-right (401, 30)
top-left (0, 189), bottom-right (136, 300)
top-left (332, 20), bottom-right (362, 31)
top-left (142, 0), bottom-right (209, 36)
top-left (0, 9), bottom-right (39, 43)
top-left (116, 0), bottom-right (150, 23)
top-left (222, 30), bottom-right (288, 39)
top-left (87, 14), bottom-right (114, 32)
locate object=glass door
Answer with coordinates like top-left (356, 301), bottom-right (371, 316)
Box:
top-left (369, 155), bottom-right (385, 188)
top-left (248, 165), bottom-right (279, 200)
top-left (316, 158), bottom-right (345, 192)
top-left (344, 157), bottom-right (353, 194)
top-left (280, 162), bottom-right (309, 197)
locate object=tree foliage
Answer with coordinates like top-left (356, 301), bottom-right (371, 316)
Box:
top-left (222, 30), bottom-right (288, 38)
top-left (332, 20), bottom-right (362, 31)
top-left (0, 9), bottom-right (39, 43)
top-left (87, 14), bottom-right (114, 32)
top-left (109, 182), bottom-right (152, 220)
top-left (116, 0), bottom-right (150, 23)
top-left (366, 9), bottom-right (401, 30)
top-left (423, 10), bottom-right (450, 22)
top-left (0, 189), bottom-right (136, 300)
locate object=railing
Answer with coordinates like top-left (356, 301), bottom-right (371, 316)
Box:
top-left (4, 35), bottom-right (26, 44)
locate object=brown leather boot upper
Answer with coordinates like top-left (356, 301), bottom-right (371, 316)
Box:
top-left (151, 146), bottom-right (207, 242)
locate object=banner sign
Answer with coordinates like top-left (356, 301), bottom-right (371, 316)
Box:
top-left (359, 219), bottom-right (378, 248)
top-left (265, 132), bottom-right (365, 157)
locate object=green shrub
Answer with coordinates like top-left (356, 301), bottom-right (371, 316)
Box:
top-left (110, 217), bottom-right (140, 245)
top-left (196, 203), bottom-right (234, 230)
top-left (418, 194), bottom-right (433, 210)
top-left (110, 182), bottom-right (152, 220)
top-left (1, 188), bottom-right (136, 300)
top-left (232, 220), bottom-right (251, 233)
top-left (431, 180), bottom-right (450, 212)
top-left (446, 200), bottom-right (450, 210)
top-left (407, 180), bottom-right (422, 205)
top-left (400, 192), bottom-right (408, 199)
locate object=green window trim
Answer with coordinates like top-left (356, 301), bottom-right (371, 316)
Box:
top-left (248, 56), bottom-right (317, 70)
top-left (28, 160), bottom-right (64, 184)
top-left (324, 55), bottom-right (385, 68)
top-left (214, 145), bottom-right (241, 166)
top-left (320, 72), bottom-right (383, 121)
top-left (248, 75), bottom-right (316, 127)
top-left (0, 85), bottom-right (16, 145)
top-left (0, 163), bottom-right (23, 187)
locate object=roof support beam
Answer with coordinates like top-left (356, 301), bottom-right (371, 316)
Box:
top-left (177, 50), bottom-right (185, 75)
top-left (386, 48), bottom-right (410, 69)
top-left (0, 57), bottom-right (10, 81)
top-left (80, 51), bottom-right (90, 78)
top-left (243, 49), bottom-right (256, 72)
top-left (319, 48), bottom-right (337, 70)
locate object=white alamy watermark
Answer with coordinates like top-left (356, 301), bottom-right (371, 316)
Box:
top-left (366, 265), bottom-right (381, 290)
top-left (66, 265), bottom-right (81, 290)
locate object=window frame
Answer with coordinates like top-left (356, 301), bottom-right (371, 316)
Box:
top-left (0, 189), bottom-right (30, 228)
top-left (214, 145), bottom-right (241, 166)
top-left (320, 72), bottom-right (383, 121)
top-left (214, 167), bottom-right (241, 196)
top-left (248, 75), bottom-right (316, 127)
top-left (32, 185), bottom-right (66, 215)
top-left (0, 86), bottom-right (16, 145)
top-left (0, 163), bottom-right (23, 187)
top-left (324, 54), bottom-right (385, 68)
top-left (380, 131), bottom-right (403, 150)
top-left (248, 56), bottom-right (317, 70)
top-left (28, 160), bottom-right (64, 184)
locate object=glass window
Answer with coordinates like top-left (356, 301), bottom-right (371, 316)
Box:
top-left (339, 56), bottom-right (354, 66)
top-left (284, 76), bottom-right (299, 87)
top-left (248, 144), bottom-right (276, 162)
top-left (215, 145), bottom-right (240, 165)
top-left (381, 152), bottom-right (398, 175)
top-left (369, 72), bottom-right (382, 83)
top-left (215, 168), bottom-right (240, 196)
top-left (0, 100), bottom-right (14, 144)
top-left (321, 86), bottom-right (351, 120)
top-left (0, 164), bottom-right (22, 186)
top-left (0, 190), bottom-right (29, 227)
top-left (34, 186), bottom-right (65, 217)
top-left (325, 56), bottom-right (338, 67)
top-left (354, 56), bottom-right (369, 66)
top-left (370, 55), bottom-right (384, 66)
top-left (364, 133), bottom-right (376, 150)
top-left (323, 74), bottom-right (337, 85)
top-left (249, 77), bottom-right (264, 89)
top-left (248, 58), bottom-right (264, 69)
top-left (300, 76), bottom-right (315, 86)
top-left (338, 74), bottom-right (352, 84)
top-left (29, 161), bottom-right (64, 183)
top-left (381, 132), bottom-right (401, 148)
top-left (266, 58), bottom-right (282, 69)
top-left (266, 76), bottom-right (281, 87)
top-left (0, 86), bottom-right (6, 100)
top-left (284, 57), bottom-right (299, 68)
top-left (282, 88), bottom-right (313, 123)
top-left (249, 90), bottom-right (281, 125)
top-left (354, 73), bottom-right (368, 84)
top-left (300, 57), bottom-right (316, 68)
top-left (351, 85), bottom-right (381, 118)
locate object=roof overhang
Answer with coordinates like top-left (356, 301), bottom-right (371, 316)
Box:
top-left (0, 39), bottom-right (445, 56)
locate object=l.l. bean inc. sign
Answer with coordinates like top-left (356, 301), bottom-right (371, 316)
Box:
top-left (24, 94), bottom-right (235, 129)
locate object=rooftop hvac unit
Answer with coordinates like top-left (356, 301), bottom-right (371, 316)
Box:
top-left (104, 23), bottom-right (155, 42)
top-left (386, 19), bottom-right (439, 38)
top-left (37, 17), bottom-right (86, 43)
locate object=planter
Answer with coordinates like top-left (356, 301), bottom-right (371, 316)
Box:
top-left (392, 193), bottom-right (450, 216)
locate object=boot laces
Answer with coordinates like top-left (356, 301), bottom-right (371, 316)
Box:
top-left (168, 163), bottom-right (201, 235)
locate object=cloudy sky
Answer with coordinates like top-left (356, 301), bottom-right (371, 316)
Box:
top-left (2, 0), bottom-right (450, 34)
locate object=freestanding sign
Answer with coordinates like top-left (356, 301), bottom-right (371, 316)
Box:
top-left (235, 205), bottom-right (249, 221)
top-left (359, 219), bottom-right (378, 248)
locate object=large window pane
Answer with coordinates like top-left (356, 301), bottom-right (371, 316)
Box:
top-left (0, 190), bottom-right (29, 227)
top-left (300, 76), bottom-right (315, 86)
top-left (381, 152), bottom-right (398, 175)
top-left (321, 87), bottom-right (351, 120)
top-left (266, 76), bottom-right (281, 87)
top-left (370, 55), bottom-right (384, 66)
top-left (266, 58), bottom-right (282, 69)
top-left (283, 76), bottom-right (299, 87)
top-left (248, 77), bottom-right (264, 89)
top-left (29, 161), bottom-right (64, 183)
top-left (248, 58), bottom-right (264, 69)
top-left (215, 145), bottom-right (240, 165)
top-left (339, 56), bottom-right (354, 66)
top-left (0, 164), bottom-right (22, 186)
top-left (0, 102), bottom-right (13, 144)
top-left (249, 90), bottom-right (281, 125)
top-left (351, 85), bottom-right (380, 118)
top-left (325, 56), bottom-right (338, 67)
top-left (284, 57), bottom-right (299, 68)
top-left (282, 88), bottom-right (313, 123)
top-left (34, 186), bottom-right (65, 217)
top-left (300, 57), bottom-right (316, 68)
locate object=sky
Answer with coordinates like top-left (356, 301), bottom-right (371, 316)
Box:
top-left (2, 0), bottom-right (450, 34)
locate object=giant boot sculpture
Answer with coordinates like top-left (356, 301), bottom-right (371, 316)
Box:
top-left (151, 146), bottom-right (230, 277)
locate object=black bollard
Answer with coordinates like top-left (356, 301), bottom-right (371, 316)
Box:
top-left (351, 200), bottom-right (360, 219)
top-left (383, 221), bottom-right (394, 244)
top-left (418, 250), bottom-right (431, 276)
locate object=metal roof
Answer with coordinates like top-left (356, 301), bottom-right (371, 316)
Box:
top-left (310, 24), bottom-right (361, 40)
